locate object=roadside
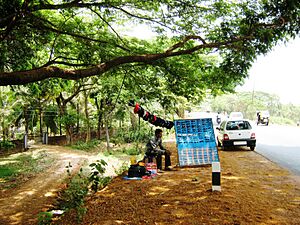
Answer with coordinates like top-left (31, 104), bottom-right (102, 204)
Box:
top-left (55, 142), bottom-right (300, 225)
top-left (1, 142), bottom-right (300, 225)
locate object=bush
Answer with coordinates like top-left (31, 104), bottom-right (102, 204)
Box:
top-left (0, 140), bottom-right (16, 150)
top-left (70, 139), bottom-right (101, 151)
top-left (111, 127), bottom-right (152, 144)
top-left (270, 116), bottom-right (294, 125)
top-left (58, 160), bottom-right (111, 222)
top-left (124, 147), bottom-right (140, 155)
top-left (59, 166), bottom-right (89, 223)
top-left (89, 160), bottom-right (110, 193)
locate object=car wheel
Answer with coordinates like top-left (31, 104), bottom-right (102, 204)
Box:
top-left (250, 146), bottom-right (255, 151)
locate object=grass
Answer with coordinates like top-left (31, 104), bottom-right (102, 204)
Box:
top-left (0, 166), bottom-right (16, 177)
top-left (0, 151), bottom-right (54, 189)
top-left (69, 140), bottom-right (101, 152)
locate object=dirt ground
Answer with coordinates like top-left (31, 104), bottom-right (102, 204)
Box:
top-left (1, 141), bottom-right (300, 225)
top-left (54, 141), bottom-right (300, 225)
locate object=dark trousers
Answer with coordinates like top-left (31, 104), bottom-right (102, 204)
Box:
top-left (145, 152), bottom-right (171, 170)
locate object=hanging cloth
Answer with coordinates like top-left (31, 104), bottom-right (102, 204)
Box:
top-left (128, 100), bottom-right (174, 129)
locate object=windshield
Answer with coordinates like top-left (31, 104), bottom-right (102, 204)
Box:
top-left (226, 121), bottom-right (252, 130)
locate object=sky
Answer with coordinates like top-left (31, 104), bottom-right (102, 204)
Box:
top-left (236, 37), bottom-right (300, 105)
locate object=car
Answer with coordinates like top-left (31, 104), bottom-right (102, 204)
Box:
top-left (256, 110), bottom-right (270, 126)
top-left (216, 119), bottom-right (256, 151)
top-left (229, 111), bottom-right (244, 120)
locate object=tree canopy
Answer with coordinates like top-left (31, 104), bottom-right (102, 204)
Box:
top-left (0, 0), bottom-right (299, 87)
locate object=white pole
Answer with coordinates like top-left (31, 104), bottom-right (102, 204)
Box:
top-left (212, 161), bottom-right (221, 191)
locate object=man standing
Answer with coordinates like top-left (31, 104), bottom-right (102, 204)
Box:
top-left (145, 129), bottom-right (172, 171)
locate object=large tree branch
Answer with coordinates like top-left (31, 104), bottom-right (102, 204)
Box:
top-left (32, 1), bottom-right (111, 11)
top-left (29, 15), bottom-right (130, 52)
top-left (0, 36), bottom-right (253, 86)
top-left (32, 2), bottom-right (178, 34)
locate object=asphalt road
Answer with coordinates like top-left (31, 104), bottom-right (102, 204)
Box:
top-left (255, 124), bottom-right (300, 176)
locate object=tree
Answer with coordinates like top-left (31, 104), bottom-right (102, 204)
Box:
top-left (211, 91), bottom-right (282, 120)
top-left (0, 0), bottom-right (299, 89)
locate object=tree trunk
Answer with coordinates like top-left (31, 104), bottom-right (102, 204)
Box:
top-left (24, 107), bottom-right (29, 134)
top-left (66, 125), bottom-right (72, 144)
top-left (84, 90), bottom-right (91, 142)
top-left (39, 108), bottom-right (43, 138)
top-left (59, 116), bottom-right (62, 136)
top-left (129, 110), bottom-right (137, 130)
top-left (95, 97), bottom-right (104, 140)
top-left (105, 115), bottom-right (110, 151)
top-left (76, 103), bottom-right (80, 134)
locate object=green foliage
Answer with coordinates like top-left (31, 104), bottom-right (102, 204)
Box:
top-left (123, 147), bottom-right (140, 155)
top-left (37, 212), bottom-right (53, 225)
top-left (59, 160), bottom-right (112, 222)
top-left (211, 91), bottom-right (300, 125)
top-left (43, 105), bottom-right (58, 134)
top-left (0, 140), bottom-right (16, 150)
top-left (60, 166), bottom-right (89, 222)
top-left (211, 91), bottom-right (281, 120)
top-left (70, 139), bottom-right (101, 151)
top-left (0, 166), bottom-right (16, 178)
top-left (112, 126), bottom-right (152, 144)
top-left (270, 116), bottom-right (294, 125)
top-left (60, 109), bottom-right (78, 127)
top-left (1, 0), bottom-right (299, 88)
top-left (1, 0), bottom-right (300, 146)
top-left (89, 160), bottom-right (109, 192)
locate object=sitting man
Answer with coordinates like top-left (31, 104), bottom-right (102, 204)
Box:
top-left (145, 128), bottom-right (172, 171)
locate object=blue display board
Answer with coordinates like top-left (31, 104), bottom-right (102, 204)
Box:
top-left (174, 118), bottom-right (219, 167)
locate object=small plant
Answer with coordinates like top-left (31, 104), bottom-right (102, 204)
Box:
top-left (60, 165), bottom-right (89, 223)
top-left (37, 212), bottom-right (53, 225)
top-left (89, 159), bottom-right (108, 192)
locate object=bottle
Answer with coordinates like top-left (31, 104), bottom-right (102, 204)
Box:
top-left (130, 156), bottom-right (136, 165)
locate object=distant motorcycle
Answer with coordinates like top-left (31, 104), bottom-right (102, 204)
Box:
top-left (256, 110), bottom-right (270, 126)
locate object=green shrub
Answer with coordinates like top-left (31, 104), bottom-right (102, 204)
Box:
top-left (60, 166), bottom-right (89, 223)
top-left (89, 160), bottom-right (109, 193)
top-left (37, 212), bottom-right (53, 225)
top-left (270, 116), bottom-right (294, 125)
top-left (70, 139), bottom-right (100, 151)
top-left (59, 160), bottom-right (112, 222)
top-left (0, 166), bottom-right (17, 178)
top-left (111, 127), bottom-right (152, 144)
top-left (0, 140), bottom-right (15, 150)
top-left (124, 147), bottom-right (140, 155)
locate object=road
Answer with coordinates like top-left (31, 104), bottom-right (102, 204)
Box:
top-left (255, 124), bottom-right (300, 176)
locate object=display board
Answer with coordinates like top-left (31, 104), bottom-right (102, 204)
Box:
top-left (174, 118), bottom-right (219, 167)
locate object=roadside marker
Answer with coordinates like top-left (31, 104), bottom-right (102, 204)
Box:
top-left (212, 161), bottom-right (221, 191)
